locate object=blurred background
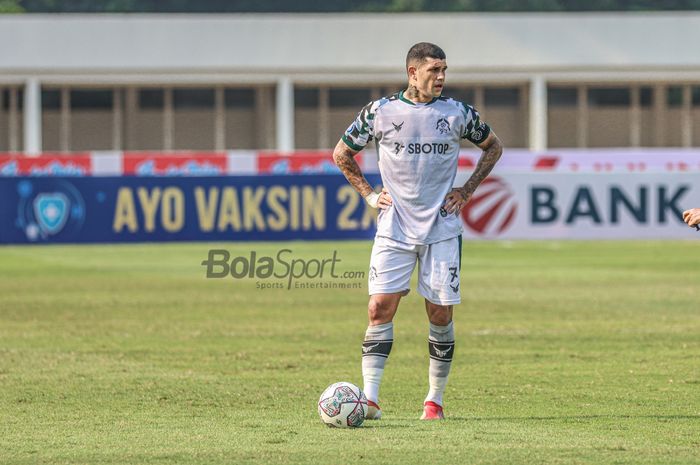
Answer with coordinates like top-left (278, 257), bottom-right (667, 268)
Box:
top-left (1, 1), bottom-right (699, 242)
top-left (3, 1), bottom-right (700, 153)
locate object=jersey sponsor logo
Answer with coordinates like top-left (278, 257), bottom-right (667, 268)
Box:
top-left (406, 143), bottom-right (450, 155)
top-left (460, 176), bottom-right (517, 236)
top-left (392, 121), bottom-right (405, 132)
top-left (436, 118), bottom-right (451, 135)
top-left (393, 142), bottom-right (405, 155)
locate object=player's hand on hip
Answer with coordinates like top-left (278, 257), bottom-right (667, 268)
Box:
top-left (365, 187), bottom-right (392, 210)
top-left (377, 188), bottom-right (393, 210)
top-left (682, 208), bottom-right (700, 226)
top-left (443, 187), bottom-right (470, 215)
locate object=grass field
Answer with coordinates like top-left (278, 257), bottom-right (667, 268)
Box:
top-left (1, 240), bottom-right (700, 465)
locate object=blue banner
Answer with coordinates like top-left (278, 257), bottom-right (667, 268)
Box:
top-left (0, 175), bottom-right (382, 244)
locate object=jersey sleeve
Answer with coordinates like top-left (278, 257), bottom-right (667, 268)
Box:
top-left (461, 103), bottom-right (491, 145)
top-left (341, 101), bottom-right (376, 152)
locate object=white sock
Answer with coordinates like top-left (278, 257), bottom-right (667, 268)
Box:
top-left (426, 376), bottom-right (448, 406)
top-left (362, 322), bottom-right (393, 404)
top-left (363, 367), bottom-right (383, 404)
top-left (425, 321), bottom-right (454, 407)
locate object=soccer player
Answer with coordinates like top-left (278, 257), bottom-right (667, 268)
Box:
top-left (332, 42), bottom-right (504, 420)
top-left (683, 208), bottom-right (700, 227)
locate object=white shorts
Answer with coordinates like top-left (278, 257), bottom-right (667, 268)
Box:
top-left (368, 235), bottom-right (462, 305)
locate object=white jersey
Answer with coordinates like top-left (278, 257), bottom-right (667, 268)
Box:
top-left (342, 91), bottom-right (491, 245)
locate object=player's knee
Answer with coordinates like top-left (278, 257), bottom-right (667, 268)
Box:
top-left (368, 298), bottom-right (395, 325)
top-left (427, 304), bottom-right (453, 326)
top-left (431, 314), bottom-right (452, 326)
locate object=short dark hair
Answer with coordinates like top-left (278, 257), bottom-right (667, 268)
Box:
top-left (406, 42), bottom-right (446, 69)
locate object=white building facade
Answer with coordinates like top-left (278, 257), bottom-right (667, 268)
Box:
top-left (3, 13), bottom-right (700, 154)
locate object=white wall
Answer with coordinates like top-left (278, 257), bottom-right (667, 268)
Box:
top-left (2, 13), bottom-right (700, 81)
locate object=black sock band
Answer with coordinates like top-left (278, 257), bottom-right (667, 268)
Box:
top-left (428, 341), bottom-right (454, 362)
top-left (362, 340), bottom-right (393, 358)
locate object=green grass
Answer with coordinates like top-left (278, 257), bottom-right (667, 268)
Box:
top-left (1, 240), bottom-right (699, 465)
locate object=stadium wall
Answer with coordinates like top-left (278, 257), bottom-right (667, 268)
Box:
top-left (5, 14), bottom-right (700, 153)
top-left (1, 150), bottom-right (699, 243)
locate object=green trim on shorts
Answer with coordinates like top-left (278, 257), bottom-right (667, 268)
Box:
top-left (458, 234), bottom-right (462, 270)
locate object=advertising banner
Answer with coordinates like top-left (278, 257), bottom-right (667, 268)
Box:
top-left (5, 149), bottom-right (700, 177)
top-left (256, 151), bottom-right (349, 174)
top-left (456, 172), bottom-right (700, 239)
top-left (1, 173), bottom-right (698, 244)
top-left (0, 175), bottom-right (381, 244)
top-left (122, 152), bottom-right (228, 176)
top-left (0, 153), bottom-right (92, 176)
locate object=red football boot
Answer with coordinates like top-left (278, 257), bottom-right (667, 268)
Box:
top-left (420, 401), bottom-right (445, 420)
top-left (365, 400), bottom-right (382, 420)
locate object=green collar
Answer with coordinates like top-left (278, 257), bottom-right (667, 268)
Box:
top-left (399, 90), bottom-right (439, 106)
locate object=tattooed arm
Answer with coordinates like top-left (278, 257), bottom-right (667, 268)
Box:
top-left (333, 139), bottom-right (392, 209)
top-left (332, 139), bottom-right (374, 197)
top-left (443, 131), bottom-right (504, 214)
top-left (464, 131), bottom-right (504, 195)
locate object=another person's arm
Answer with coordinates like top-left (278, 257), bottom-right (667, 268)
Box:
top-left (682, 208), bottom-right (700, 227)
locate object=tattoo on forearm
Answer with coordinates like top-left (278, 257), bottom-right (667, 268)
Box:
top-left (333, 141), bottom-right (373, 197)
top-left (463, 137), bottom-right (503, 195)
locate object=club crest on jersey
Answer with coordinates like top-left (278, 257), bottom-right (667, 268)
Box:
top-left (436, 117), bottom-right (451, 135)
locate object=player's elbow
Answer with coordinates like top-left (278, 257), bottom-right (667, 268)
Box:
top-left (332, 140), bottom-right (355, 166)
top-left (485, 133), bottom-right (504, 159)
top-left (332, 149), bottom-right (344, 167)
top-left (491, 133), bottom-right (504, 152)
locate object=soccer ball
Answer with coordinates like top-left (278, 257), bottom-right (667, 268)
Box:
top-left (318, 382), bottom-right (367, 428)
